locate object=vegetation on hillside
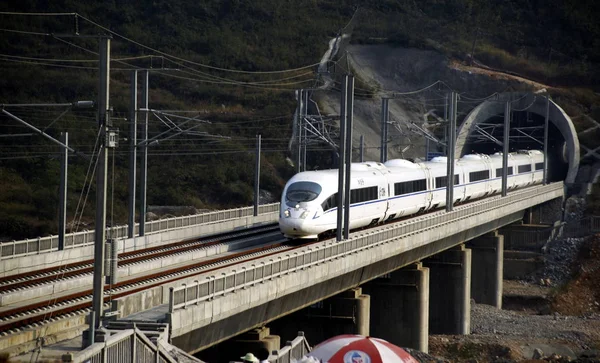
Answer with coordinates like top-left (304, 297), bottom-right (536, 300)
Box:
top-left (0, 0), bottom-right (599, 239)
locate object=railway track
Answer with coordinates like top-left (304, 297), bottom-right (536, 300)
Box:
top-left (0, 224), bottom-right (279, 293)
top-left (0, 232), bottom-right (298, 335)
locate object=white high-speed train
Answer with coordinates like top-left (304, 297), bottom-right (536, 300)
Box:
top-left (279, 150), bottom-right (545, 239)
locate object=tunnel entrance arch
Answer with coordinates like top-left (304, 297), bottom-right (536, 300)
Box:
top-left (455, 92), bottom-right (579, 183)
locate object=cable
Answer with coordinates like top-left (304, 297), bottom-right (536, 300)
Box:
top-left (0, 11), bottom-right (75, 16)
top-left (71, 13), bottom-right (323, 74)
top-left (0, 28), bottom-right (50, 36)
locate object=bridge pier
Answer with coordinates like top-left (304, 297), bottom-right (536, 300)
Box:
top-left (467, 232), bottom-right (504, 309)
top-left (268, 287), bottom-right (370, 345)
top-left (365, 263), bottom-right (429, 352)
top-left (322, 287), bottom-right (370, 337)
top-left (424, 244), bottom-right (471, 335)
top-left (231, 327), bottom-right (280, 360)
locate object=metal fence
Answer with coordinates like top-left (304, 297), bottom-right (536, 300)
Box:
top-left (70, 328), bottom-right (177, 363)
top-left (169, 183), bottom-right (563, 311)
top-left (561, 215), bottom-right (600, 238)
top-left (0, 203), bottom-right (280, 260)
top-left (501, 215), bottom-right (600, 251)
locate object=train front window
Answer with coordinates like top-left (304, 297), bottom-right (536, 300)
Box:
top-left (285, 182), bottom-right (322, 203)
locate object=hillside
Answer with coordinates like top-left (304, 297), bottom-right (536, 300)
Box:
top-left (1, 1), bottom-right (600, 239)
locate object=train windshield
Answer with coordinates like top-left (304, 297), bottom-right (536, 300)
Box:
top-left (285, 181), bottom-right (322, 203)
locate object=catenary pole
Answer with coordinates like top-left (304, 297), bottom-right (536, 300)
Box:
top-left (380, 98), bottom-right (389, 162)
top-left (444, 93), bottom-right (448, 155)
top-left (92, 36), bottom-right (110, 339)
top-left (446, 92), bottom-right (456, 212)
top-left (128, 70), bottom-right (137, 238)
top-left (359, 135), bottom-right (364, 162)
top-left (58, 132), bottom-right (68, 250)
top-left (336, 76), bottom-right (348, 242)
top-left (543, 95), bottom-right (550, 185)
top-left (139, 71), bottom-right (149, 236)
top-left (343, 75), bottom-right (354, 240)
top-left (254, 134), bottom-right (261, 216)
top-left (502, 101), bottom-right (510, 196)
top-left (303, 90), bottom-right (308, 171)
top-left (297, 89), bottom-right (303, 173)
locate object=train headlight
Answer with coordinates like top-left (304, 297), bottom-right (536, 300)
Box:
top-left (284, 209), bottom-right (291, 218)
top-left (300, 211), bottom-right (310, 219)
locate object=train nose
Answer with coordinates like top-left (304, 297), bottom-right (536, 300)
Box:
top-left (279, 215), bottom-right (310, 236)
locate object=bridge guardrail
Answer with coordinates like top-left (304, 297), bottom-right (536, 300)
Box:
top-left (71, 328), bottom-right (177, 363)
top-left (270, 332), bottom-right (312, 363)
top-left (0, 203), bottom-right (280, 260)
top-left (169, 183), bottom-right (564, 312)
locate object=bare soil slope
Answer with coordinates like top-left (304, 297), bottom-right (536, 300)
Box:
top-left (313, 44), bottom-right (545, 162)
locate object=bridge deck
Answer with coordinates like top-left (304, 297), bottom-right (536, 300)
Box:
top-left (164, 183), bottom-right (563, 353)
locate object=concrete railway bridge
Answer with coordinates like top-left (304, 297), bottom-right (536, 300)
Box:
top-left (0, 92), bottom-right (582, 360)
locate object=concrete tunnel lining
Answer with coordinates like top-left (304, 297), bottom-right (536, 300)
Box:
top-left (455, 92), bottom-right (580, 184)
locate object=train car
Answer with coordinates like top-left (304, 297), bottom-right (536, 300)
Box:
top-left (279, 162), bottom-right (389, 239)
top-left (279, 150), bottom-right (545, 239)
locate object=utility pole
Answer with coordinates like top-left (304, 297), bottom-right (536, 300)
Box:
top-left (91, 36), bottom-right (111, 343)
top-left (446, 92), bottom-right (457, 212)
top-left (128, 70), bottom-right (137, 238)
top-left (502, 101), bottom-right (510, 197)
top-left (543, 95), bottom-right (550, 185)
top-left (139, 70), bottom-right (149, 236)
top-left (254, 134), bottom-right (261, 216)
top-left (58, 132), bottom-right (68, 250)
top-left (336, 77), bottom-right (348, 242)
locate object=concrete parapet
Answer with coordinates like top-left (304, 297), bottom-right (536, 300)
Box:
top-left (0, 214), bottom-right (278, 277)
top-left (365, 262), bottom-right (429, 352)
top-left (424, 245), bottom-right (471, 335)
top-left (467, 232), bottom-right (504, 309)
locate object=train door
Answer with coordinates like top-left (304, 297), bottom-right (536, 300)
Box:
top-left (421, 164), bottom-right (434, 210)
top-left (455, 165), bottom-right (466, 203)
top-left (486, 158), bottom-right (494, 196)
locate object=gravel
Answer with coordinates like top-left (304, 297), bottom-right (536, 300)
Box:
top-left (529, 236), bottom-right (587, 286)
top-left (471, 302), bottom-right (600, 348)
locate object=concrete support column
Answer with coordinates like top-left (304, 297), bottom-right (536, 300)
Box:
top-left (424, 244), bottom-right (471, 335)
top-left (230, 327), bottom-right (280, 362)
top-left (467, 232), bottom-right (504, 309)
top-left (268, 288), bottom-right (369, 345)
top-left (366, 263), bottom-right (429, 352)
top-left (330, 287), bottom-right (370, 336)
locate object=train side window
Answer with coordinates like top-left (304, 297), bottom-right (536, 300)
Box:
top-left (535, 162), bottom-right (544, 170)
top-left (435, 175), bottom-right (459, 188)
top-left (394, 178), bottom-right (426, 195)
top-left (518, 164), bottom-right (532, 173)
top-left (469, 170), bottom-right (489, 182)
top-left (321, 193), bottom-right (338, 211)
top-left (350, 186), bottom-right (378, 204)
top-left (495, 167), bottom-right (513, 177)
